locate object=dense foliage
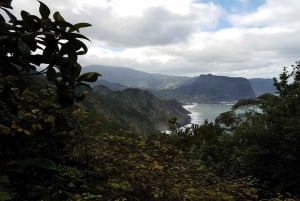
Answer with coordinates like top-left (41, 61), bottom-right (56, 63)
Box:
top-left (82, 85), bottom-right (190, 135)
top-left (172, 63), bottom-right (300, 199)
top-left (0, 1), bottom-right (101, 200)
top-left (0, 1), bottom-right (299, 200)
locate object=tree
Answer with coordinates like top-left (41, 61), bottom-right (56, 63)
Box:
top-left (0, 0), bottom-right (100, 107)
top-left (213, 62), bottom-right (300, 196)
top-left (0, 1), bottom-right (100, 200)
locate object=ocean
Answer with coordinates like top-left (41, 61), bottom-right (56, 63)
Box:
top-left (183, 103), bottom-right (234, 125)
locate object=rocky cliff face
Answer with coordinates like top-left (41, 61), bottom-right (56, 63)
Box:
top-left (249, 78), bottom-right (276, 95)
top-left (154, 74), bottom-right (256, 103)
top-left (82, 85), bottom-right (190, 134)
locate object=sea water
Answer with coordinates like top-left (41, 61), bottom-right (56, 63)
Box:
top-left (183, 103), bottom-right (233, 125)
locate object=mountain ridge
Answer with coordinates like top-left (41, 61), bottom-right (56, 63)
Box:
top-left (83, 65), bottom-right (191, 89)
top-left (83, 65), bottom-right (275, 102)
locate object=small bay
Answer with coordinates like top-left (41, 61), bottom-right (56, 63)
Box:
top-left (183, 103), bottom-right (233, 125)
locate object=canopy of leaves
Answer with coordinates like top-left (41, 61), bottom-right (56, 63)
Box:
top-left (0, 1), bottom-right (299, 200)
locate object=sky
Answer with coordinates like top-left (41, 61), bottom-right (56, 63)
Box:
top-left (10, 0), bottom-right (300, 78)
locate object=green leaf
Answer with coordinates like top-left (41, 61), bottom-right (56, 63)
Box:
top-left (0, 191), bottom-right (12, 201)
top-left (46, 67), bottom-right (56, 81)
top-left (74, 82), bottom-right (91, 101)
top-left (0, 176), bottom-right (9, 184)
top-left (0, 0), bottom-right (12, 8)
top-left (75, 82), bottom-right (92, 90)
top-left (0, 124), bottom-right (11, 135)
top-left (17, 38), bottom-right (31, 56)
top-left (20, 10), bottom-right (30, 20)
top-left (19, 157), bottom-right (57, 171)
top-left (67, 23), bottom-right (92, 33)
top-left (71, 63), bottom-right (81, 79)
top-left (28, 55), bottom-right (46, 65)
top-left (74, 22), bottom-right (92, 29)
top-left (55, 115), bottom-right (73, 132)
top-left (38, 1), bottom-right (50, 19)
top-left (74, 39), bottom-right (88, 54)
top-left (55, 21), bottom-right (75, 30)
top-left (53, 11), bottom-right (65, 22)
top-left (77, 72), bottom-right (101, 82)
top-left (53, 133), bottom-right (74, 144)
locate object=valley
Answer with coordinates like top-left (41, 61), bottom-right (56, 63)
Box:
top-left (82, 65), bottom-right (276, 127)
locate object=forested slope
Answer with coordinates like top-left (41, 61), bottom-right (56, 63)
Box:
top-left (0, 2), bottom-right (299, 200)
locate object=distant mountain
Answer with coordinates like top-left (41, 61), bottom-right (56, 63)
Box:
top-left (249, 78), bottom-right (276, 96)
top-left (91, 79), bottom-right (127, 91)
top-left (82, 85), bottom-right (190, 134)
top-left (82, 65), bottom-right (191, 89)
top-left (154, 74), bottom-right (256, 103)
top-left (83, 65), bottom-right (275, 102)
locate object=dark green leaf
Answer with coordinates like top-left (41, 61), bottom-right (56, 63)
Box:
top-left (0, 191), bottom-right (12, 201)
top-left (28, 55), bottom-right (46, 65)
top-left (76, 51), bottom-right (86, 55)
top-left (75, 82), bottom-right (92, 90)
top-left (67, 23), bottom-right (91, 33)
top-left (53, 133), bottom-right (74, 144)
top-left (74, 39), bottom-right (88, 54)
top-left (20, 10), bottom-right (30, 20)
top-left (71, 63), bottom-right (81, 79)
top-left (0, 0), bottom-right (12, 8)
top-left (77, 72), bottom-right (101, 82)
top-left (74, 22), bottom-right (92, 29)
top-left (17, 38), bottom-right (31, 56)
top-left (46, 67), bottom-right (56, 81)
top-left (53, 11), bottom-right (65, 22)
top-left (55, 115), bottom-right (73, 131)
top-left (14, 79), bottom-right (27, 95)
top-left (38, 1), bottom-right (50, 19)
top-left (0, 175), bottom-right (10, 184)
top-left (68, 53), bottom-right (77, 68)
top-left (61, 39), bottom-right (88, 55)
top-left (60, 42), bottom-right (72, 55)
top-left (55, 21), bottom-right (75, 30)
top-left (19, 157), bottom-right (57, 171)
top-left (53, 12), bottom-right (67, 31)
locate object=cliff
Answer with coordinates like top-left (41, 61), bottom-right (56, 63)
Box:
top-left (154, 74), bottom-right (256, 103)
top-left (82, 85), bottom-right (190, 134)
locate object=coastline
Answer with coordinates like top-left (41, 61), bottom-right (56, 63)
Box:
top-left (182, 103), bottom-right (203, 126)
top-left (183, 102), bottom-right (234, 126)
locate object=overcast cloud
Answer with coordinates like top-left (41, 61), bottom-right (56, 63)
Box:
top-left (11, 0), bottom-right (300, 78)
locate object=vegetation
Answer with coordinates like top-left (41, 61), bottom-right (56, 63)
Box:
top-left (172, 63), bottom-right (300, 199)
top-left (0, 1), bottom-right (300, 200)
top-left (83, 85), bottom-right (190, 135)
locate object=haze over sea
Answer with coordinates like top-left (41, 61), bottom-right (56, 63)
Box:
top-left (183, 103), bottom-right (233, 125)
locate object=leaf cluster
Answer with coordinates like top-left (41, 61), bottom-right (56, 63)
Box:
top-left (0, 1), bottom-right (100, 107)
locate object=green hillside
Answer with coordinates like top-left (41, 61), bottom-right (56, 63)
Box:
top-left (0, 2), bottom-right (299, 201)
top-left (82, 85), bottom-right (190, 134)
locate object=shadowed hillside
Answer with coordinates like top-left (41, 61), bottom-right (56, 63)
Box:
top-left (82, 85), bottom-right (190, 134)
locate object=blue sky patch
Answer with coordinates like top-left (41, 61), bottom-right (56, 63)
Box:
top-left (198, 0), bottom-right (266, 30)
top-left (199, 0), bottom-right (265, 13)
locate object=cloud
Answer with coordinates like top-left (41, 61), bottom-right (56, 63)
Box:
top-left (74, 1), bottom-right (223, 47)
top-left (9, 0), bottom-right (300, 78)
top-left (229, 0), bottom-right (300, 28)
